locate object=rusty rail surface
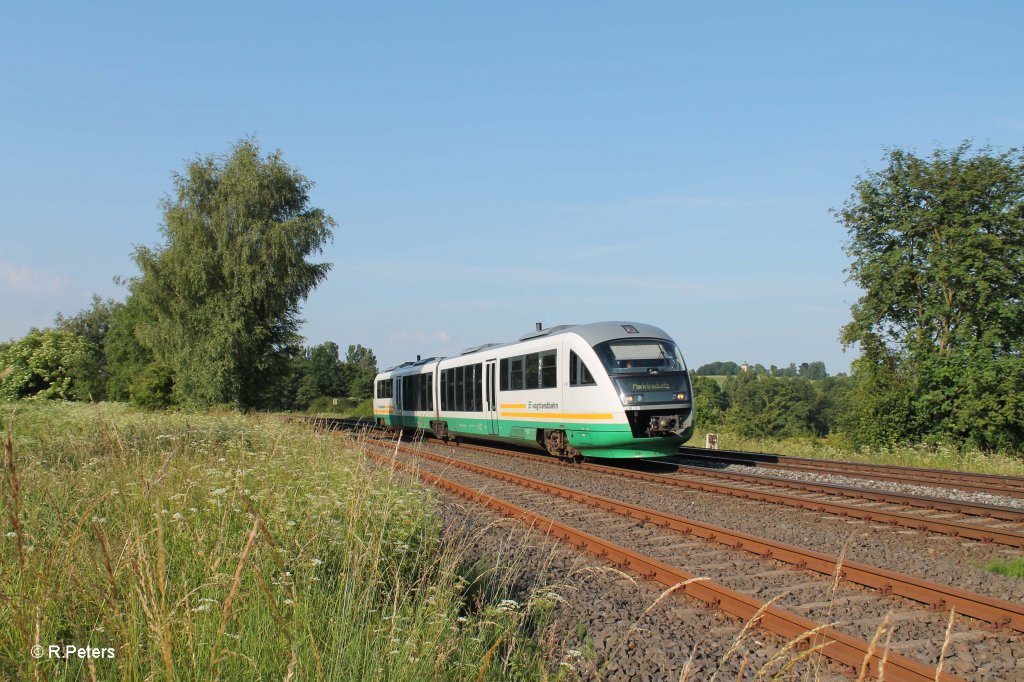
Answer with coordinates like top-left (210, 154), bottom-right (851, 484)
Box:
top-left (440, 438), bottom-right (1024, 549)
top-left (661, 462), bottom-right (1024, 523)
top-left (677, 446), bottom-right (1024, 498)
top-left (372, 438), bottom-right (1024, 634)
top-left (362, 442), bottom-right (962, 682)
top-left (307, 419), bottom-right (1024, 544)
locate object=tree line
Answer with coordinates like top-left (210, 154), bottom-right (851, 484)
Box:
top-left (3, 139), bottom-right (1023, 451)
top-left (691, 371), bottom-right (854, 441)
top-left (0, 138), bottom-right (376, 410)
top-left (695, 361), bottom-right (828, 380)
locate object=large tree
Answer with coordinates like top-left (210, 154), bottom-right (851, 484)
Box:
top-left (132, 139), bottom-right (335, 408)
top-left (344, 344), bottom-right (378, 399)
top-left (837, 143), bottom-right (1024, 449)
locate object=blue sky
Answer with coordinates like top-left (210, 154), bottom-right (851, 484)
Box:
top-left (2, 2), bottom-right (1022, 374)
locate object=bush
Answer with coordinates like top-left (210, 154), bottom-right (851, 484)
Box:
top-left (130, 362), bottom-right (175, 409)
top-left (0, 329), bottom-right (93, 401)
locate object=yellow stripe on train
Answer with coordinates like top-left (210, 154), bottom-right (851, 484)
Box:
top-left (499, 412), bottom-right (614, 420)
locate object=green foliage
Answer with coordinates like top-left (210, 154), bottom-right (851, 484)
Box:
top-left (130, 362), bottom-right (175, 409)
top-left (131, 137), bottom-right (335, 408)
top-left (344, 343), bottom-right (378, 399)
top-left (104, 295), bottom-right (155, 401)
top-left (800, 361), bottom-right (827, 380)
top-left (54, 294), bottom-right (117, 400)
top-left (695, 360), bottom-right (741, 376)
top-left (0, 329), bottom-right (93, 401)
top-left (837, 142), bottom-right (1024, 450)
top-left (283, 342), bottom-right (379, 411)
top-left (727, 374), bottom-right (823, 438)
top-left (692, 376), bottom-right (728, 426)
top-left (986, 557), bottom-right (1024, 578)
top-left (0, 403), bottom-right (547, 681)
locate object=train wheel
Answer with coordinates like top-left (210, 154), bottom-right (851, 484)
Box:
top-left (542, 430), bottom-right (583, 463)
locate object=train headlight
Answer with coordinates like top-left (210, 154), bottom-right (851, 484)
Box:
top-left (622, 394), bottom-right (642, 403)
top-left (675, 393), bottom-right (687, 401)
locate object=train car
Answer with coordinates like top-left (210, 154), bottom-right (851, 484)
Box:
top-left (373, 322), bottom-right (693, 460)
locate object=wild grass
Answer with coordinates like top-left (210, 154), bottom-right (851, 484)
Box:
top-left (985, 557), bottom-right (1024, 578)
top-left (304, 396), bottom-right (374, 419)
top-left (0, 402), bottom-right (545, 681)
top-left (687, 428), bottom-right (1024, 477)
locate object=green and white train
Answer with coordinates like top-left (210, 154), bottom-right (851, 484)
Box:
top-left (373, 322), bottom-right (694, 460)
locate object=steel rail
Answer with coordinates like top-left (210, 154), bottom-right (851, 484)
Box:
top-left (373, 438), bottom-right (1024, 634)
top-left (662, 461), bottom-right (1024, 523)
top-left (438, 438), bottom-right (1024, 549)
top-left (677, 446), bottom-right (1024, 497)
top-left (310, 420), bottom-right (1024, 543)
top-left (362, 444), bottom-right (961, 682)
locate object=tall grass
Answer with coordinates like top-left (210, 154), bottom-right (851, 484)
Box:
top-left (0, 403), bottom-right (545, 681)
top-left (985, 557), bottom-right (1024, 578)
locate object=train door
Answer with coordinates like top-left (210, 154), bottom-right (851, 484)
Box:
top-left (485, 360), bottom-right (498, 434)
top-left (394, 377), bottom-right (402, 427)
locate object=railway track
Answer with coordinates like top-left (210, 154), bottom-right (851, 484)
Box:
top-left (307, 419), bottom-right (1024, 547)
top-left (361, 437), bottom-right (1024, 681)
top-left (429, 436), bottom-right (1024, 549)
top-left (676, 446), bottom-right (1024, 499)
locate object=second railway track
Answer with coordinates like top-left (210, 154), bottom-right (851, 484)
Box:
top-left (676, 446), bottom-right (1024, 499)
top-left (310, 419), bottom-right (1024, 547)
top-left (360, 435), bottom-right (1024, 681)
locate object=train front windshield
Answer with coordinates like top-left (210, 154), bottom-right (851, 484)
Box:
top-left (593, 339), bottom-right (687, 375)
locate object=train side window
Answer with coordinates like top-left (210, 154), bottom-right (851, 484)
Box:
top-left (525, 353), bottom-right (539, 390)
top-left (510, 357), bottom-right (524, 390)
top-left (500, 359), bottom-right (509, 391)
top-left (540, 350), bottom-right (557, 388)
top-left (570, 351), bottom-right (596, 386)
top-left (472, 363), bottom-right (482, 411)
top-left (454, 366), bottom-right (463, 411)
top-left (440, 371), bottom-right (447, 410)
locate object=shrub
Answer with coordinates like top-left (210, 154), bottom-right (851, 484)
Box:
top-left (130, 362), bottom-right (175, 409)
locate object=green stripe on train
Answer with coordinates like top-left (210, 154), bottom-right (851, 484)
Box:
top-left (376, 413), bottom-right (687, 459)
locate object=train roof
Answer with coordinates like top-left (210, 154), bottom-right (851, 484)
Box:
top-left (379, 321), bottom-right (673, 373)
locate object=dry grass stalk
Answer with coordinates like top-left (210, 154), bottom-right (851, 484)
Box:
top-left (710, 592), bottom-right (787, 682)
top-left (812, 536), bottom-right (851, 678)
top-left (935, 607), bottom-right (957, 681)
top-left (599, 578), bottom-right (708, 680)
top-left (209, 519), bottom-right (260, 678)
top-left (755, 618), bottom-right (837, 679)
top-left (855, 611), bottom-right (893, 682)
top-left (4, 417), bottom-right (25, 569)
